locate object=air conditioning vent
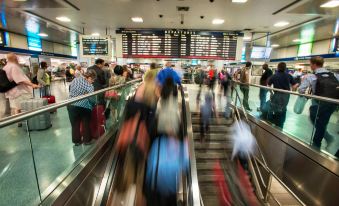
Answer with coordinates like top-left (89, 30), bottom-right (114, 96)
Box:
top-left (177, 6), bottom-right (190, 12)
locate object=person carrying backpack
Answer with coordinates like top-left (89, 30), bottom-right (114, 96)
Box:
top-left (298, 56), bottom-right (339, 149)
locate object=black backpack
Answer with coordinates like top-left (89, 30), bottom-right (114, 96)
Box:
top-left (0, 69), bottom-right (17, 93)
top-left (315, 72), bottom-right (339, 99)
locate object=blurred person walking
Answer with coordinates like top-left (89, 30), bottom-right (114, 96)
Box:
top-left (74, 65), bottom-right (84, 78)
top-left (87, 58), bottom-right (107, 91)
top-left (67, 70), bottom-right (97, 146)
top-left (156, 62), bottom-right (181, 97)
top-left (268, 62), bottom-right (298, 129)
top-left (298, 56), bottom-right (339, 149)
top-left (238, 62), bottom-right (252, 111)
top-left (37, 61), bottom-right (50, 96)
top-left (258, 64), bottom-right (273, 112)
top-left (2, 53), bottom-right (39, 116)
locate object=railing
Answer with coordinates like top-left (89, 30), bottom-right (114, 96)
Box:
top-left (231, 80), bottom-right (339, 159)
top-left (180, 86), bottom-right (202, 206)
top-left (0, 79), bottom-right (141, 206)
top-left (231, 83), bottom-right (310, 205)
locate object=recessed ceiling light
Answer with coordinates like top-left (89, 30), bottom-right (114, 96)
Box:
top-left (232, 0), bottom-right (248, 3)
top-left (320, 0), bottom-right (339, 8)
top-left (38, 33), bottom-right (48, 37)
top-left (91, 33), bottom-right (100, 36)
top-left (131, 17), bottom-right (143, 23)
top-left (243, 36), bottom-right (251, 40)
top-left (271, 44), bottom-right (280, 47)
top-left (293, 39), bottom-right (301, 42)
top-left (13, 0), bottom-right (27, 2)
top-left (56, 16), bottom-right (71, 22)
top-left (274, 21), bottom-right (290, 27)
top-left (212, 19), bottom-right (224, 25)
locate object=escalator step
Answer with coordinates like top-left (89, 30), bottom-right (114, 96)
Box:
top-left (200, 185), bottom-right (219, 195)
top-left (201, 195), bottom-right (220, 206)
top-left (198, 174), bottom-right (223, 183)
top-left (195, 152), bottom-right (228, 160)
top-left (193, 134), bottom-right (232, 141)
top-left (192, 125), bottom-right (233, 133)
top-left (194, 142), bottom-right (233, 150)
top-left (191, 118), bottom-right (233, 125)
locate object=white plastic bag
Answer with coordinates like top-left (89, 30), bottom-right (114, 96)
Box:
top-left (293, 96), bottom-right (308, 114)
top-left (231, 120), bottom-right (256, 159)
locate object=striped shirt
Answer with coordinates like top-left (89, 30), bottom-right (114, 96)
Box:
top-left (69, 76), bottom-right (95, 110)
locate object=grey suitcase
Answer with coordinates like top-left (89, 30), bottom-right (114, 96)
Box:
top-left (21, 98), bottom-right (52, 131)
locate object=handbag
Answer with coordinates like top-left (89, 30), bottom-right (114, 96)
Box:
top-left (293, 96), bottom-right (308, 114)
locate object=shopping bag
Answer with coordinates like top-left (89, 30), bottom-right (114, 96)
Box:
top-left (293, 96), bottom-right (308, 114)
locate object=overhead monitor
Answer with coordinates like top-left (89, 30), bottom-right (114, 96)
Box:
top-left (27, 37), bottom-right (42, 51)
top-left (80, 35), bottom-right (110, 57)
top-left (250, 46), bottom-right (272, 59)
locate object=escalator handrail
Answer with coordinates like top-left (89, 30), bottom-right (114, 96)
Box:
top-left (232, 80), bottom-right (339, 105)
top-left (0, 78), bottom-right (142, 128)
top-left (180, 86), bottom-right (202, 206)
top-left (231, 86), bottom-right (306, 206)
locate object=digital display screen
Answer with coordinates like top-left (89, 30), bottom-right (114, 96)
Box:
top-left (250, 47), bottom-right (272, 59)
top-left (82, 37), bottom-right (109, 55)
top-left (297, 43), bottom-right (313, 57)
top-left (117, 29), bottom-right (242, 60)
top-left (27, 37), bottom-right (42, 51)
top-left (0, 31), bottom-right (4, 46)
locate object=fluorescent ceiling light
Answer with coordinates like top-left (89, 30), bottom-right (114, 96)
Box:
top-left (212, 19), bottom-right (224, 25)
top-left (293, 39), bottom-right (301, 42)
top-left (38, 33), bottom-right (48, 37)
top-left (131, 17), bottom-right (143, 23)
top-left (243, 36), bottom-right (251, 40)
top-left (13, 0), bottom-right (27, 2)
top-left (271, 44), bottom-right (280, 47)
top-left (56, 16), bottom-right (71, 22)
top-left (91, 33), bottom-right (100, 36)
top-left (320, 0), bottom-right (339, 8)
top-left (232, 0), bottom-right (248, 3)
top-left (274, 21), bottom-right (289, 27)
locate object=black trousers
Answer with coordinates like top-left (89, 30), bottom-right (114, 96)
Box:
top-left (309, 103), bottom-right (336, 148)
top-left (67, 105), bottom-right (92, 144)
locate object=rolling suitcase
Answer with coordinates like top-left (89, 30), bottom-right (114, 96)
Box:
top-left (90, 105), bottom-right (106, 139)
top-left (21, 98), bottom-right (52, 131)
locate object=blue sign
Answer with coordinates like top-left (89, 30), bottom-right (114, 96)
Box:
top-left (27, 37), bottom-right (42, 51)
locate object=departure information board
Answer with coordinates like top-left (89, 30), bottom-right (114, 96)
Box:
top-left (334, 37), bottom-right (339, 53)
top-left (81, 36), bottom-right (109, 56)
top-left (117, 29), bottom-right (243, 60)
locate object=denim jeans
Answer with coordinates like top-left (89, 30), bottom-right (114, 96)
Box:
top-left (259, 88), bottom-right (268, 110)
top-left (309, 103), bottom-right (337, 148)
top-left (240, 85), bottom-right (250, 110)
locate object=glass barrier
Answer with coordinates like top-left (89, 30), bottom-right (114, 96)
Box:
top-left (0, 82), bottom-right (139, 205)
top-left (233, 83), bottom-right (339, 158)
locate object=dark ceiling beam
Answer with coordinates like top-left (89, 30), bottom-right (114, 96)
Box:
top-left (272, 0), bottom-right (303, 15)
top-left (63, 0), bottom-right (80, 11)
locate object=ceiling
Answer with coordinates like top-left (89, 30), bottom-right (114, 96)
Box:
top-left (0, 0), bottom-right (338, 47)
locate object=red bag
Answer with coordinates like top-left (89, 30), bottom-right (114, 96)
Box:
top-left (42, 95), bottom-right (56, 104)
top-left (105, 90), bottom-right (119, 100)
top-left (116, 112), bottom-right (150, 155)
top-left (90, 105), bottom-right (106, 139)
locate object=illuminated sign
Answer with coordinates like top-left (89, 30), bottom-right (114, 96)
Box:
top-left (80, 35), bottom-right (109, 56)
top-left (0, 31), bottom-right (4, 46)
top-left (297, 27), bottom-right (315, 57)
top-left (27, 37), bottom-right (42, 51)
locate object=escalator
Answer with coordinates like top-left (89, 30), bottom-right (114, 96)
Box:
top-left (191, 112), bottom-right (234, 206)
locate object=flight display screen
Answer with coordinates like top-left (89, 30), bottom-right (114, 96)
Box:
top-left (117, 29), bottom-right (242, 60)
top-left (82, 37), bottom-right (109, 56)
top-left (250, 47), bottom-right (272, 59)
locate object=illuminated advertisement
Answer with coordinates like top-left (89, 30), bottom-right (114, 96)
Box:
top-left (297, 27), bottom-right (315, 57)
top-left (27, 37), bottom-right (42, 51)
top-left (250, 47), bottom-right (272, 59)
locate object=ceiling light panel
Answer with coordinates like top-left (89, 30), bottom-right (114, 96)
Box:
top-left (38, 33), bottom-right (48, 37)
top-left (243, 36), bottom-right (251, 40)
top-left (212, 19), bottom-right (224, 25)
top-left (271, 44), bottom-right (280, 47)
top-left (56, 16), bottom-right (71, 22)
top-left (232, 0), bottom-right (248, 3)
top-left (91, 33), bottom-right (100, 36)
top-left (320, 0), bottom-right (339, 8)
top-left (274, 21), bottom-right (289, 27)
top-left (131, 17), bottom-right (143, 23)
top-left (293, 39), bottom-right (301, 42)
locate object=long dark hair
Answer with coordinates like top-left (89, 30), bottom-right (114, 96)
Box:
top-left (161, 77), bottom-right (175, 100)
